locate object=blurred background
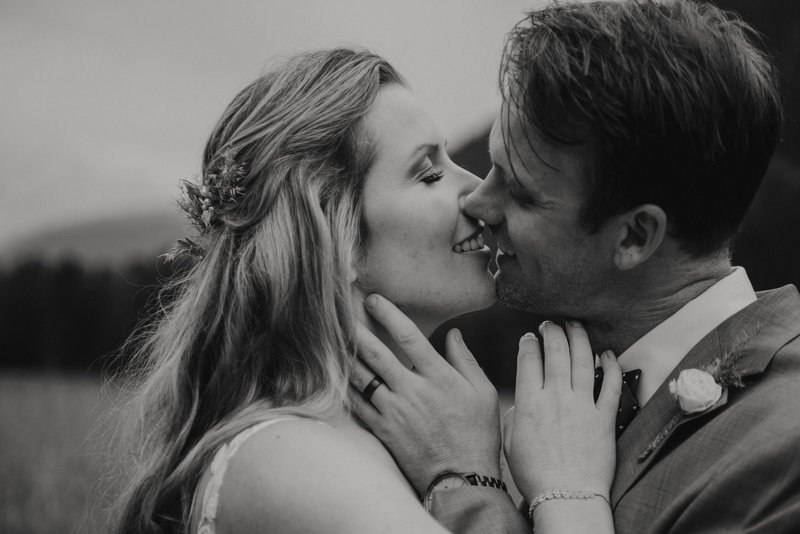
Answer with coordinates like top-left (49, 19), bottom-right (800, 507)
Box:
top-left (1, 0), bottom-right (798, 532)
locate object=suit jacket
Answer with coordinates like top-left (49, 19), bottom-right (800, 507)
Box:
top-left (429, 285), bottom-right (800, 533)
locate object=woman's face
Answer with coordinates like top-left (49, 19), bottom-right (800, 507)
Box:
top-left (357, 84), bottom-right (495, 334)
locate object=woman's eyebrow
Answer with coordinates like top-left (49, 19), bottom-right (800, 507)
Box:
top-left (408, 139), bottom-right (447, 159)
top-left (410, 142), bottom-right (438, 156)
top-left (405, 142), bottom-right (440, 174)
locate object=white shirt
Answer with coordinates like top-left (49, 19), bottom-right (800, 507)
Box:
top-left (617, 267), bottom-right (757, 406)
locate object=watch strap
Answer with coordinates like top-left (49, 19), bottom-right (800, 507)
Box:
top-left (464, 473), bottom-right (508, 492)
top-left (423, 471), bottom-right (508, 513)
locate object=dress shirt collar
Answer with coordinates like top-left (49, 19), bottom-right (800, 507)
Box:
top-left (616, 267), bottom-right (756, 406)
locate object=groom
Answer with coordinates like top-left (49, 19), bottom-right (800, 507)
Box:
top-left (352, 1), bottom-right (800, 532)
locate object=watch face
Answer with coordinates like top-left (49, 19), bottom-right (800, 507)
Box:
top-left (424, 472), bottom-right (473, 512)
top-left (434, 474), bottom-right (471, 491)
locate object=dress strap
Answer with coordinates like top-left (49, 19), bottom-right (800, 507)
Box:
top-left (194, 417), bottom-right (300, 534)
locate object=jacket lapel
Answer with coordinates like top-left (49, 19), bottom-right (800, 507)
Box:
top-left (611, 285), bottom-right (800, 507)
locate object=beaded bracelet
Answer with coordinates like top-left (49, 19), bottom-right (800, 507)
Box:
top-left (528, 489), bottom-right (610, 522)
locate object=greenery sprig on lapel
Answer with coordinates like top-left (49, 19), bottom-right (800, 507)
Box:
top-left (636, 321), bottom-right (765, 462)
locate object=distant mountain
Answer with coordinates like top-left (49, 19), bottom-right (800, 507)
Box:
top-left (2, 211), bottom-right (189, 267)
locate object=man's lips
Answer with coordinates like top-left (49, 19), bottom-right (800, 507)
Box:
top-left (495, 239), bottom-right (515, 257)
top-left (494, 241), bottom-right (516, 272)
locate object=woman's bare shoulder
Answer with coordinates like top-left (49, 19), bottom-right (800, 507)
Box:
top-left (215, 417), bottom-right (447, 534)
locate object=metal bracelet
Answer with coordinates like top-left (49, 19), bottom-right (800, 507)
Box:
top-left (528, 489), bottom-right (610, 522)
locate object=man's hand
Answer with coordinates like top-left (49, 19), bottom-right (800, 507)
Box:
top-left (349, 294), bottom-right (502, 496)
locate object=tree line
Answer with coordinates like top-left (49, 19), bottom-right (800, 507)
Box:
top-left (0, 258), bottom-right (171, 375)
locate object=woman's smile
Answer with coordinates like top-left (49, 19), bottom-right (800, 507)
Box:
top-left (452, 227), bottom-right (490, 254)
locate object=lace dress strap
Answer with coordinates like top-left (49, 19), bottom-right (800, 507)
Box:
top-left (193, 417), bottom-right (300, 534)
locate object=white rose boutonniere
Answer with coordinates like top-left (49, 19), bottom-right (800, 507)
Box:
top-left (638, 327), bottom-right (762, 463)
top-left (669, 368), bottom-right (723, 414)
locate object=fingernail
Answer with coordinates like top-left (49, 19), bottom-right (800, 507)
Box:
top-left (521, 332), bottom-right (537, 341)
top-left (538, 320), bottom-right (553, 334)
top-left (365, 294), bottom-right (378, 309)
top-left (451, 328), bottom-right (463, 342)
top-left (602, 350), bottom-right (615, 359)
top-left (566, 319), bottom-right (581, 328)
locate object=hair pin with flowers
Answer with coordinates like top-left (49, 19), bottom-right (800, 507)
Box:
top-left (163, 150), bottom-right (248, 262)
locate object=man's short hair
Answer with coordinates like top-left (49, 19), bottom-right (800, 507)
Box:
top-left (500, 0), bottom-right (782, 257)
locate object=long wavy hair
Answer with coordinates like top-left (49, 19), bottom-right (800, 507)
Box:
top-left (112, 48), bottom-right (403, 534)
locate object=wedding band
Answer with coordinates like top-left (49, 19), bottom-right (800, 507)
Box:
top-left (362, 376), bottom-right (385, 401)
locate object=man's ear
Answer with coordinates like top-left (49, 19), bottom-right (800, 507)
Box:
top-left (613, 204), bottom-right (667, 270)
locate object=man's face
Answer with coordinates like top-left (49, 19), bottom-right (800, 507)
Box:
top-left (464, 108), bottom-right (616, 318)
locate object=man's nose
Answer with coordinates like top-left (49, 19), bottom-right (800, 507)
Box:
top-left (464, 176), bottom-right (503, 226)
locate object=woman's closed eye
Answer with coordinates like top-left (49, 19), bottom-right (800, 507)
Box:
top-left (420, 170), bottom-right (444, 184)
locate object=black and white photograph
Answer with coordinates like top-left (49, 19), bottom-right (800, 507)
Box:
top-left (1, 1), bottom-right (799, 533)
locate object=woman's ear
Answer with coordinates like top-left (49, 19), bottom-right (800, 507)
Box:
top-left (346, 264), bottom-right (358, 285)
top-left (613, 204), bottom-right (668, 270)
top-left (348, 247), bottom-right (364, 285)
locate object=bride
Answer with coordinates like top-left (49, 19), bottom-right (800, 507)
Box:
top-left (113, 48), bottom-right (619, 534)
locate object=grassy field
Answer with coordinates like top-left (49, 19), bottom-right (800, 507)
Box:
top-left (0, 373), bottom-right (519, 533)
top-left (0, 373), bottom-right (119, 534)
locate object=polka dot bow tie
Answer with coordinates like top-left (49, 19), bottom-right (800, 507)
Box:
top-left (594, 368), bottom-right (642, 438)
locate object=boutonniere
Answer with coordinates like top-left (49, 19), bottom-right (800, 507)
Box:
top-left (668, 351), bottom-right (748, 415)
top-left (637, 326), bottom-right (759, 463)
top-left (668, 367), bottom-right (724, 415)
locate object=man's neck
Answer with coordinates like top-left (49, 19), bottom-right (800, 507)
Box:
top-left (582, 253), bottom-right (734, 355)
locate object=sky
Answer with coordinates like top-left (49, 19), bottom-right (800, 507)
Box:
top-left (0, 0), bottom-right (540, 251)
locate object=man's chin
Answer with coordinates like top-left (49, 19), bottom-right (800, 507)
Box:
top-left (496, 280), bottom-right (542, 314)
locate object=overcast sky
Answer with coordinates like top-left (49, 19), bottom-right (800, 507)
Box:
top-left (0, 0), bottom-right (542, 250)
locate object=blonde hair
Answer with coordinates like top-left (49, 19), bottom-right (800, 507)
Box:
top-left (113, 48), bottom-right (403, 534)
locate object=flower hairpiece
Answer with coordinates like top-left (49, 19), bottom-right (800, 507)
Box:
top-left (166, 150), bottom-right (249, 262)
top-left (179, 150), bottom-right (248, 229)
top-left (162, 237), bottom-right (206, 263)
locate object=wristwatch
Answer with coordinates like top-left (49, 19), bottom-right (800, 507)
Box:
top-left (423, 471), bottom-right (508, 512)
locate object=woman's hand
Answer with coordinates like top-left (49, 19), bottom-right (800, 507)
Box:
top-left (503, 320), bottom-right (622, 502)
